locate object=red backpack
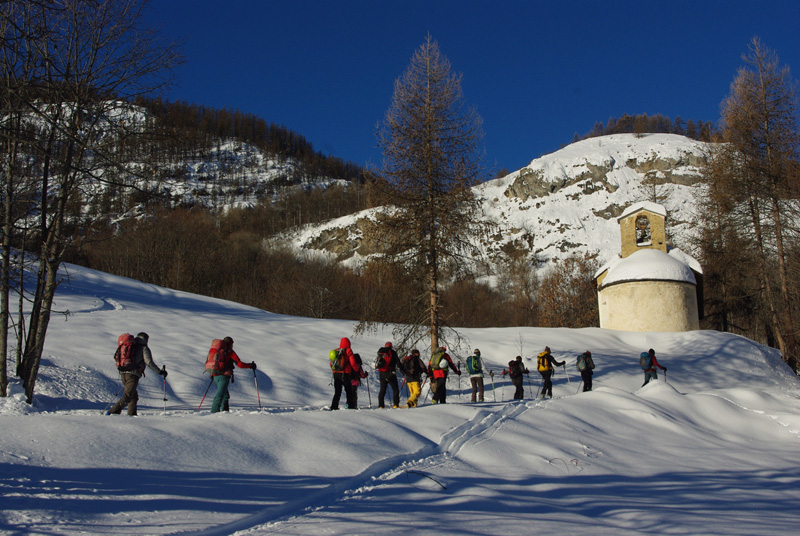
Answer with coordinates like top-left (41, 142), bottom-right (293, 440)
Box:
top-left (205, 339), bottom-right (231, 375)
top-left (114, 333), bottom-right (137, 371)
top-left (374, 347), bottom-right (392, 372)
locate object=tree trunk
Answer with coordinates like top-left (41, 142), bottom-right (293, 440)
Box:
top-left (770, 198), bottom-right (798, 370)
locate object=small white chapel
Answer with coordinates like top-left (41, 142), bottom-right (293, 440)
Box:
top-left (594, 201), bottom-right (703, 332)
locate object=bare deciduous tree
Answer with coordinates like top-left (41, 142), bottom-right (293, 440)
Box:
top-left (0, 0), bottom-right (181, 400)
top-left (710, 36), bottom-right (800, 370)
top-left (369, 34), bottom-right (488, 353)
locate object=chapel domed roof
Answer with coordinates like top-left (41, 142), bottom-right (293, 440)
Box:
top-left (599, 248), bottom-right (699, 288)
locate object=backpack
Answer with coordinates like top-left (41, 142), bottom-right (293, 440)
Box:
top-left (508, 360), bottom-right (522, 377)
top-left (537, 351), bottom-right (552, 372)
top-left (402, 355), bottom-right (421, 376)
top-left (466, 355), bottom-right (482, 375)
top-left (430, 350), bottom-right (448, 370)
top-left (329, 348), bottom-right (344, 372)
top-left (374, 348), bottom-right (390, 371)
top-left (205, 339), bottom-right (231, 375)
top-left (640, 352), bottom-right (652, 370)
top-left (577, 353), bottom-right (587, 372)
top-left (114, 333), bottom-right (137, 371)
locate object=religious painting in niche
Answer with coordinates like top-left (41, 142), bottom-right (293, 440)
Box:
top-left (635, 214), bottom-right (651, 245)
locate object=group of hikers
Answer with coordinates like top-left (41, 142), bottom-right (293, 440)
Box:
top-left (107, 333), bottom-right (257, 416)
top-left (106, 332), bottom-right (667, 415)
top-left (327, 338), bottom-right (668, 410)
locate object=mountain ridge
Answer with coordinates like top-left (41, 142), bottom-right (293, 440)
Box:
top-left (278, 133), bottom-right (710, 276)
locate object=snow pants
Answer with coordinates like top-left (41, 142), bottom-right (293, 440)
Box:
top-left (431, 375), bottom-right (448, 404)
top-left (642, 369), bottom-right (658, 386)
top-left (331, 372), bottom-right (346, 410)
top-left (511, 376), bottom-right (524, 399)
top-left (470, 376), bottom-right (484, 402)
top-left (109, 372), bottom-right (140, 415)
top-left (211, 375), bottom-right (231, 413)
top-left (331, 372), bottom-right (358, 409)
top-left (406, 380), bottom-right (422, 407)
top-left (581, 369), bottom-right (593, 391)
top-left (539, 370), bottom-right (554, 398)
top-left (378, 371), bottom-right (399, 408)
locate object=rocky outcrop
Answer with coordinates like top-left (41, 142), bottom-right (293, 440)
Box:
top-left (505, 150), bottom-right (705, 202)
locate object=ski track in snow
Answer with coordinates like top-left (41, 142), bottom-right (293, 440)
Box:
top-left (177, 401), bottom-right (534, 536)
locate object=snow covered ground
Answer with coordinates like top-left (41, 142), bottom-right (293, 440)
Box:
top-left (2, 262), bottom-right (799, 535)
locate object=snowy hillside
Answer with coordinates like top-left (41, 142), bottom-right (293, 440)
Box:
top-left (2, 263), bottom-right (800, 535)
top-left (281, 133), bottom-right (709, 275)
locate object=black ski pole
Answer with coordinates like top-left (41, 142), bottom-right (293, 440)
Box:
top-left (489, 370), bottom-right (496, 402)
top-left (103, 386), bottom-right (125, 414)
top-left (162, 366), bottom-right (168, 414)
top-left (252, 367), bottom-right (262, 410)
top-left (197, 377), bottom-right (214, 411)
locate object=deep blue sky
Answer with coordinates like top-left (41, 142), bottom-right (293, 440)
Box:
top-left (144, 0), bottom-right (800, 174)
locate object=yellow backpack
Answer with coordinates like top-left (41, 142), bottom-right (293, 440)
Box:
top-left (537, 351), bottom-right (552, 372)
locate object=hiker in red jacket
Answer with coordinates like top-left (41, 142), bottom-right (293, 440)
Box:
top-left (642, 348), bottom-right (667, 386)
top-left (331, 337), bottom-right (366, 410)
top-left (207, 337), bottom-right (256, 413)
top-left (428, 347), bottom-right (460, 404)
top-left (376, 342), bottom-right (401, 408)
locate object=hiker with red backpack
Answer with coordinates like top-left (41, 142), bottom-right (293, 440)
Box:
top-left (428, 347), bottom-right (460, 404)
top-left (400, 349), bottom-right (427, 408)
top-left (330, 337), bottom-right (367, 410)
top-left (375, 342), bottom-right (401, 409)
top-left (641, 348), bottom-right (666, 386)
top-left (204, 337), bottom-right (256, 413)
top-left (503, 355), bottom-right (529, 400)
top-left (108, 332), bottom-right (167, 416)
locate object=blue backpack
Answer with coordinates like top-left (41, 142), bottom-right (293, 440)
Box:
top-left (466, 355), bottom-right (482, 375)
top-left (639, 352), bottom-right (652, 370)
top-left (577, 352), bottom-right (595, 372)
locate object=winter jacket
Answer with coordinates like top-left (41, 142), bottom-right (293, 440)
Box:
top-left (209, 345), bottom-right (252, 377)
top-left (644, 352), bottom-right (667, 372)
top-left (339, 337), bottom-right (364, 377)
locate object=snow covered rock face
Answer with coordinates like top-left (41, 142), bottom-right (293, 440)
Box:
top-left (284, 134), bottom-right (709, 275)
top-left (502, 134), bottom-right (706, 203)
